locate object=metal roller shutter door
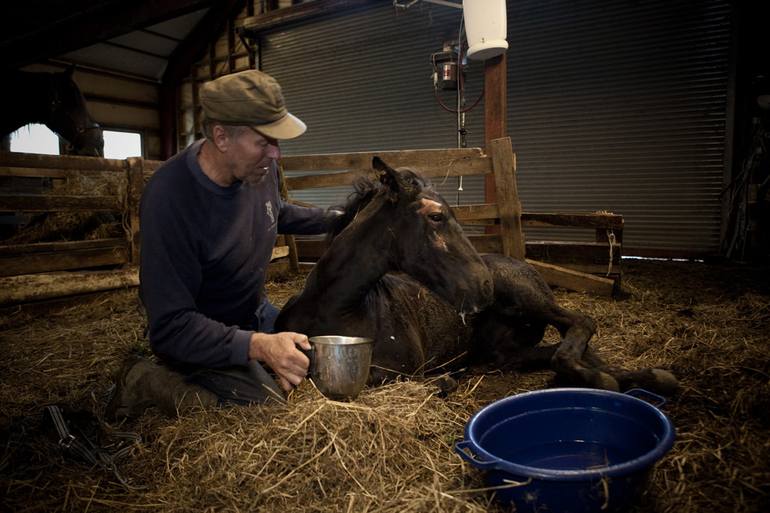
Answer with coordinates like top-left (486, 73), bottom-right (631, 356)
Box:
top-left (507, 0), bottom-right (732, 256)
top-left (261, 0), bottom-right (732, 256)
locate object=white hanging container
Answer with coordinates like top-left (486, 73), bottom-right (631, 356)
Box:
top-left (463, 0), bottom-right (508, 61)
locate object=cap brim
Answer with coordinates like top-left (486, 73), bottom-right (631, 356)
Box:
top-left (253, 112), bottom-right (306, 140)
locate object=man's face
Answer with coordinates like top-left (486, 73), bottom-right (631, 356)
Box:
top-left (228, 127), bottom-right (281, 185)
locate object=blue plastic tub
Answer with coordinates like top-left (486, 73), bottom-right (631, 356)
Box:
top-left (455, 388), bottom-right (675, 513)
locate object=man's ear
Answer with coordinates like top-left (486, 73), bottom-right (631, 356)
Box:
top-left (211, 124), bottom-right (230, 152)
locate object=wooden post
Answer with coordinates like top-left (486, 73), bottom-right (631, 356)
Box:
top-left (489, 137), bottom-right (525, 260)
top-left (159, 83), bottom-right (177, 160)
top-left (126, 157), bottom-right (145, 265)
top-left (277, 163), bottom-right (300, 273)
top-left (484, 54), bottom-right (507, 203)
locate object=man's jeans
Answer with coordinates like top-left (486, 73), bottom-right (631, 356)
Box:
top-left (182, 299), bottom-right (285, 405)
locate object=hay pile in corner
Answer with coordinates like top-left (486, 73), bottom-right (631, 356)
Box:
top-left (119, 380), bottom-right (492, 513)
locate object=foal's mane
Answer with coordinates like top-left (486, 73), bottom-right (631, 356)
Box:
top-left (325, 168), bottom-right (435, 242)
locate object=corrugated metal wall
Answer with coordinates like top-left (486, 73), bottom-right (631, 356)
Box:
top-left (507, 0), bottom-right (732, 255)
top-left (261, 0), bottom-right (732, 256)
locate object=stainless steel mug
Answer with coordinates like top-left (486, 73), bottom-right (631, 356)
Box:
top-left (307, 336), bottom-right (373, 400)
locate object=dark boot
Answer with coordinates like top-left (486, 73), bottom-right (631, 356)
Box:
top-left (106, 356), bottom-right (218, 420)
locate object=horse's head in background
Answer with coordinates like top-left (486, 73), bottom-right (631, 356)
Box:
top-left (327, 157), bottom-right (494, 316)
top-left (45, 68), bottom-right (103, 156)
top-left (2, 67), bottom-right (104, 156)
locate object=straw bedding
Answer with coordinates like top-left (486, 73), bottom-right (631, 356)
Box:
top-left (1, 260), bottom-right (768, 512)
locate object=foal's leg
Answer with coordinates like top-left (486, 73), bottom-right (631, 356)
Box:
top-left (543, 304), bottom-right (621, 391)
top-left (481, 254), bottom-right (619, 391)
top-left (580, 348), bottom-right (679, 395)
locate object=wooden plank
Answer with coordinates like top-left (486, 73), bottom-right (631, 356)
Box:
top-left (0, 152), bottom-right (126, 171)
top-left (293, 239), bottom-right (329, 260)
top-left (453, 204), bottom-right (624, 230)
top-left (283, 148), bottom-right (491, 190)
top-left (525, 240), bottom-right (621, 267)
top-left (453, 203), bottom-right (499, 221)
top-left (293, 237), bottom-right (620, 268)
top-left (285, 170), bottom-right (367, 191)
top-left (0, 288), bottom-right (124, 324)
top-left (525, 212), bottom-right (623, 230)
top-left (0, 268), bottom-right (139, 306)
top-left (239, 0), bottom-right (376, 33)
top-left (126, 157), bottom-right (144, 263)
top-left (0, 245), bottom-right (128, 277)
top-left (526, 259), bottom-right (615, 297)
top-left (489, 138), bottom-right (525, 260)
top-left (471, 235), bottom-right (503, 254)
top-left (0, 195), bottom-right (121, 212)
top-left (271, 245), bottom-right (290, 261)
top-left (0, 165), bottom-right (124, 179)
top-left (288, 198), bottom-right (319, 209)
top-left (0, 238), bottom-right (124, 256)
top-left (551, 264), bottom-right (621, 277)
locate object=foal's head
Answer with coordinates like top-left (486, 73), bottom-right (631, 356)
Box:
top-left (330, 157), bottom-right (494, 315)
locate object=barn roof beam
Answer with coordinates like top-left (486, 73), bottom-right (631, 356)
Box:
top-left (161, 0), bottom-right (244, 84)
top-left (0, 0), bottom-right (215, 71)
top-left (158, 0), bottom-right (245, 159)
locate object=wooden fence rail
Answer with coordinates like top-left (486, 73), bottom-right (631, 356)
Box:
top-left (281, 138), bottom-right (620, 295)
top-left (0, 137), bottom-right (621, 303)
top-left (0, 151), bottom-right (160, 281)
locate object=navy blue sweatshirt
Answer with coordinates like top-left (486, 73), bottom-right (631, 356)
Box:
top-left (139, 140), bottom-right (329, 368)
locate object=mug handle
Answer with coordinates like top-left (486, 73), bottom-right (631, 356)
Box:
top-left (298, 343), bottom-right (314, 376)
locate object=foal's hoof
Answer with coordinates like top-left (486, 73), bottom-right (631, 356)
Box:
top-left (650, 369), bottom-right (679, 395)
top-left (433, 375), bottom-right (459, 397)
top-left (591, 370), bottom-right (620, 392)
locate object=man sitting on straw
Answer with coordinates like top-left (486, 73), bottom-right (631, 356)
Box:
top-left (107, 70), bottom-right (337, 419)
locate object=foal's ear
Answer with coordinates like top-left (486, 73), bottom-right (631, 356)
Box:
top-left (372, 156), bottom-right (416, 196)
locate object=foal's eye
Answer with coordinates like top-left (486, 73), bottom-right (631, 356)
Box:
top-left (427, 212), bottom-right (444, 223)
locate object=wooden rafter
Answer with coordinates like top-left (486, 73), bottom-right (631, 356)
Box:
top-left (1, 0), bottom-right (215, 71)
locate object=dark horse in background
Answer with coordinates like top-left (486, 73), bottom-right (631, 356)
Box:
top-left (1, 67), bottom-right (103, 156)
top-left (276, 158), bottom-right (679, 395)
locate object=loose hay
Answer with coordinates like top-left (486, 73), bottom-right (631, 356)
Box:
top-left (2, 172), bottom-right (126, 244)
top-left (127, 380), bottom-right (491, 512)
top-left (1, 260), bottom-right (769, 512)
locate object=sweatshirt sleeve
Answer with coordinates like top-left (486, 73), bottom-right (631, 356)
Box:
top-left (139, 182), bottom-right (252, 368)
top-left (276, 198), bottom-right (337, 235)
